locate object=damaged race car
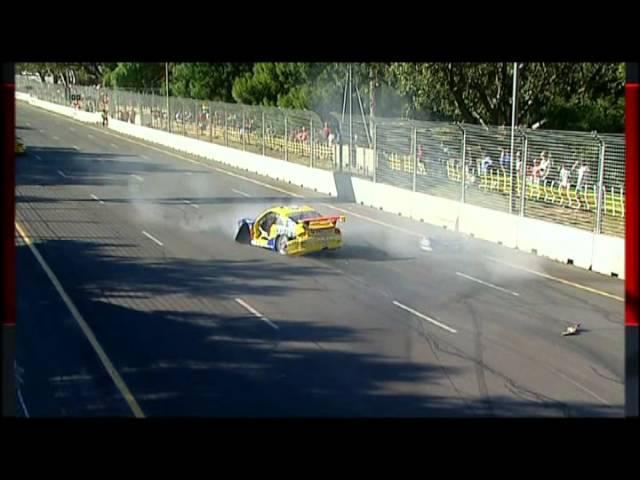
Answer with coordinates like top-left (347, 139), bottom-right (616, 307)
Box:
top-left (235, 205), bottom-right (345, 256)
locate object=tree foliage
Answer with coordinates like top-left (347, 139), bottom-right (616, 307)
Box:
top-left (16, 62), bottom-right (625, 132)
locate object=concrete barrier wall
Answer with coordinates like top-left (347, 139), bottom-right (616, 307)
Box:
top-left (591, 234), bottom-right (625, 277)
top-left (351, 176), bottom-right (624, 278)
top-left (17, 94), bottom-right (624, 278)
top-left (107, 118), bottom-right (338, 196)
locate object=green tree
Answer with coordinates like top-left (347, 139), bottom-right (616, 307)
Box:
top-left (232, 63), bottom-right (314, 108)
top-left (171, 63), bottom-right (253, 101)
top-left (386, 62), bottom-right (624, 131)
top-left (106, 63), bottom-right (166, 91)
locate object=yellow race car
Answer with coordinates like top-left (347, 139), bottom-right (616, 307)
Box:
top-left (16, 137), bottom-right (26, 155)
top-left (235, 205), bottom-right (345, 256)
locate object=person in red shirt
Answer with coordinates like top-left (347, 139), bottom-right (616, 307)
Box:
top-left (322, 122), bottom-right (331, 141)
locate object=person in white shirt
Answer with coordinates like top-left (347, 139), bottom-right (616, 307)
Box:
top-left (480, 154), bottom-right (492, 175)
top-left (559, 164), bottom-right (570, 188)
top-left (576, 163), bottom-right (589, 190)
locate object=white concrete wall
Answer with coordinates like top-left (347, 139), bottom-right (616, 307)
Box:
top-left (107, 118), bottom-right (338, 196)
top-left (351, 176), bottom-right (624, 278)
top-left (17, 93), bottom-right (624, 278)
top-left (591, 234), bottom-right (625, 277)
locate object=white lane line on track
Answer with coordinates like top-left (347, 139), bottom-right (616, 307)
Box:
top-left (455, 272), bottom-right (520, 297)
top-left (72, 145), bottom-right (79, 151)
top-left (110, 143), bottom-right (118, 148)
top-left (232, 189), bottom-right (251, 197)
top-left (182, 200), bottom-right (199, 209)
top-left (142, 230), bottom-right (164, 247)
top-left (553, 369), bottom-right (610, 405)
top-left (185, 172), bottom-right (193, 176)
top-left (35, 155), bottom-right (42, 161)
top-left (14, 222), bottom-right (145, 418)
top-left (88, 134), bottom-right (94, 139)
top-left (57, 170), bottom-right (67, 178)
top-left (90, 194), bottom-right (105, 205)
top-left (28, 108), bottom-right (305, 199)
top-left (39, 129), bottom-right (44, 134)
top-left (486, 256), bottom-right (623, 302)
top-left (130, 174), bottom-right (144, 182)
top-left (235, 298), bottom-right (279, 330)
top-left (392, 300), bottom-right (457, 334)
top-left (52, 136), bottom-right (60, 140)
top-left (70, 126), bottom-right (75, 132)
top-left (17, 388), bottom-right (30, 418)
top-left (26, 122), bottom-right (31, 127)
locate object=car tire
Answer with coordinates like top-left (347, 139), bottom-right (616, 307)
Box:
top-left (276, 235), bottom-right (288, 255)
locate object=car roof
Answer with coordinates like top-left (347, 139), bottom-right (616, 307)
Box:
top-left (267, 205), bottom-right (317, 217)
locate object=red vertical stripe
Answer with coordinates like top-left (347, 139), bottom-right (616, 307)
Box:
top-left (626, 83), bottom-right (639, 327)
top-left (1, 82), bottom-right (16, 326)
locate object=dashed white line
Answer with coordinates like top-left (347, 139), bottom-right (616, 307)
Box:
top-left (235, 298), bottom-right (279, 330)
top-left (70, 127), bottom-right (75, 132)
top-left (57, 170), bottom-right (67, 178)
top-left (52, 136), bottom-right (60, 140)
top-left (392, 300), bottom-right (457, 333)
top-left (88, 134), bottom-right (94, 139)
top-left (485, 257), bottom-right (623, 302)
top-left (90, 194), bottom-right (105, 204)
top-left (17, 388), bottom-right (30, 418)
top-left (35, 155), bottom-right (42, 161)
top-left (142, 230), bottom-right (164, 247)
top-left (232, 189), bottom-right (252, 197)
top-left (185, 172), bottom-right (193, 176)
top-left (455, 272), bottom-right (520, 297)
top-left (72, 145), bottom-right (79, 151)
top-left (182, 200), bottom-right (199, 209)
top-left (110, 143), bottom-right (118, 148)
top-left (26, 122), bottom-right (31, 127)
top-left (130, 174), bottom-right (144, 182)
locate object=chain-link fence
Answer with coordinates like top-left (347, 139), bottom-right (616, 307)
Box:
top-left (16, 75), bottom-right (626, 238)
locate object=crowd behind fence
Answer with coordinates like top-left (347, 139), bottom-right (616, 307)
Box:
top-left (16, 76), bottom-right (625, 238)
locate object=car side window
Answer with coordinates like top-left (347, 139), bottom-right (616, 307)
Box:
top-left (259, 212), bottom-right (277, 237)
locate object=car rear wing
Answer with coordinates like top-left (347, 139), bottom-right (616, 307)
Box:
top-left (302, 215), bottom-right (346, 229)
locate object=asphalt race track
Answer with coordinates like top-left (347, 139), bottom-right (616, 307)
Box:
top-left (14, 102), bottom-right (625, 417)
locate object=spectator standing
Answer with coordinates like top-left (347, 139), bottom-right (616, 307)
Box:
top-left (576, 162), bottom-right (590, 190)
top-left (322, 122), bottom-right (331, 141)
top-left (480, 152), bottom-right (492, 175)
top-left (559, 164), bottom-right (570, 188)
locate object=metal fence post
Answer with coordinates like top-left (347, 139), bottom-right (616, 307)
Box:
top-left (412, 127), bottom-right (418, 192)
top-left (373, 122), bottom-right (377, 183)
top-left (182, 100), bottom-right (186, 136)
top-left (457, 123), bottom-right (467, 203)
top-left (520, 131), bottom-right (528, 217)
top-left (285, 114), bottom-right (288, 162)
top-left (209, 102), bottom-right (213, 142)
top-left (224, 109), bottom-right (228, 146)
top-left (310, 118), bottom-right (314, 168)
top-left (262, 111), bottom-right (266, 156)
top-left (242, 110), bottom-right (246, 151)
top-left (595, 133), bottom-right (606, 234)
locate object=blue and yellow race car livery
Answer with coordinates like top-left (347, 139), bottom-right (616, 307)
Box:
top-left (235, 205), bottom-right (345, 256)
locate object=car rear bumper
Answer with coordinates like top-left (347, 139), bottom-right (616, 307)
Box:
top-left (288, 237), bottom-right (342, 256)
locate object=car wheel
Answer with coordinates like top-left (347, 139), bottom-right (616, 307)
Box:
top-left (276, 235), bottom-right (288, 255)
